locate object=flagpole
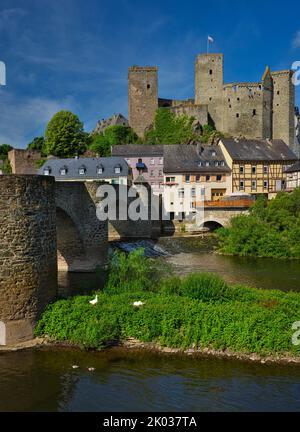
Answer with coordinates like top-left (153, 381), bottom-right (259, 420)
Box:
top-left (207, 36), bottom-right (209, 54)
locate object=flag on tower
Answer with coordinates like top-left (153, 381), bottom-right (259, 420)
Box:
top-left (208, 36), bottom-right (214, 43)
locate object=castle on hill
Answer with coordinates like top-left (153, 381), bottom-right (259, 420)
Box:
top-left (128, 53), bottom-right (299, 156)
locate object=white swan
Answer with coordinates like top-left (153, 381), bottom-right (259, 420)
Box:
top-left (133, 301), bottom-right (145, 307)
top-left (89, 295), bottom-right (98, 305)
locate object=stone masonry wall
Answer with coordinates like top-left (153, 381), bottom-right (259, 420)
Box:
top-left (0, 175), bottom-right (57, 345)
top-left (8, 149), bottom-right (41, 174)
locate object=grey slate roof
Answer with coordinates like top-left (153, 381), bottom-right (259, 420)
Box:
top-left (112, 145), bottom-right (164, 157)
top-left (285, 161), bottom-right (300, 173)
top-left (38, 157), bottom-right (130, 180)
top-left (221, 139), bottom-right (298, 161)
top-left (163, 144), bottom-right (231, 174)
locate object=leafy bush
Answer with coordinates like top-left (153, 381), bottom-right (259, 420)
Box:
top-left (179, 272), bottom-right (231, 302)
top-left (217, 188), bottom-right (300, 259)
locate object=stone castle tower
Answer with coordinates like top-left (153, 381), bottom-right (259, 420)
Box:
top-left (128, 53), bottom-right (297, 153)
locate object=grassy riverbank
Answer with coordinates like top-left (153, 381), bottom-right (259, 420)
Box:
top-left (36, 250), bottom-right (300, 358)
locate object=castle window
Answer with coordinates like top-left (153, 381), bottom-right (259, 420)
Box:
top-left (229, 104), bottom-right (232, 108)
top-left (237, 97), bottom-right (240, 101)
top-left (264, 180), bottom-right (269, 189)
top-left (252, 109), bottom-right (256, 116)
top-left (209, 97), bottom-right (212, 101)
top-left (228, 98), bottom-right (231, 102)
top-left (240, 166), bottom-right (244, 174)
top-left (263, 165), bottom-right (268, 174)
top-left (252, 180), bottom-right (257, 190)
top-left (277, 90), bottom-right (280, 95)
top-left (239, 180), bottom-right (244, 190)
top-left (252, 166), bottom-right (257, 174)
top-left (236, 113), bottom-right (240, 118)
top-left (209, 69), bottom-right (213, 75)
top-left (147, 84), bottom-right (150, 89)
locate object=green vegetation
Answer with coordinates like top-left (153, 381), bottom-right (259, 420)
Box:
top-left (36, 249), bottom-right (300, 357)
top-left (89, 125), bottom-right (139, 157)
top-left (217, 189), bottom-right (300, 259)
top-left (144, 108), bottom-right (196, 144)
top-left (44, 111), bottom-right (88, 157)
top-left (0, 144), bottom-right (12, 173)
top-left (27, 136), bottom-right (46, 155)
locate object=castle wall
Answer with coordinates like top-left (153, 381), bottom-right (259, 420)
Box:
top-left (272, 71), bottom-right (295, 149)
top-left (169, 103), bottom-right (208, 125)
top-left (8, 149), bottom-right (41, 175)
top-left (222, 84), bottom-right (265, 138)
top-left (0, 175), bottom-right (57, 345)
top-left (128, 66), bottom-right (158, 137)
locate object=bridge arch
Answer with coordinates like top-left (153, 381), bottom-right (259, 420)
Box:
top-left (203, 220), bottom-right (224, 231)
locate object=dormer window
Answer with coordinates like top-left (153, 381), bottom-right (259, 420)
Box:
top-left (78, 166), bottom-right (86, 175)
top-left (97, 165), bottom-right (104, 174)
top-left (211, 150), bottom-right (216, 157)
top-left (205, 161), bottom-right (210, 167)
top-left (60, 166), bottom-right (67, 176)
top-left (220, 161), bottom-right (225, 166)
top-left (215, 161), bottom-right (219, 166)
top-left (43, 167), bottom-right (51, 176)
top-left (114, 165), bottom-right (121, 174)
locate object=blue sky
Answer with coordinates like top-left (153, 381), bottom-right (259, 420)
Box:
top-left (0, 0), bottom-right (300, 147)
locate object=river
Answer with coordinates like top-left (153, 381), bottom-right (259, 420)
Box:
top-left (1, 236), bottom-right (300, 412)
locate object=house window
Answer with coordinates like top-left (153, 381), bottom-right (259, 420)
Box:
top-left (216, 175), bottom-right (222, 181)
top-left (78, 166), bottom-right (86, 175)
top-left (221, 161), bottom-right (225, 166)
top-left (252, 180), bottom-right (257, 190)
top-left (205, 161), bottom-right (210, 167)
top-left (240, 166), bottom-right (244, 174)
top-left (185, 175), bottom-right (190, 183)
top-left (43, 167), bottom-right (51, 176)
top-left (206, 175), bottom-right (210, 182)
top-left (196, 175), bottom-right (200, 182)
top-left (264, 180), bottom-right (268, 189)
top-left (263, 165), bottom-right (268, 174)
top-left (159, 170), bottom-right (163, 176)
top-left (150, 158), bottom-right (155, 165)
top-left (166, 177), bottom-right (175, 183)
top-left (191, 188), bottom-right (196, 198)
top-left (60, 167), bottom-right (67, 176)
top-left (239, 180), bottom-right (244, 190)
top-left (215, 161), bottom-right (219, 166)
top-left (114, 166), bottom-right (121, 174)
top-left (150, 170), bottom-right (154, 176)
top-left (97, 166), bottom-right (104, 174)
top-left (252, 166), bottom-right (256, 174)
top-left (159, 157), bottom-right (163, 165)
top-left (178, 188), bottom-right (184, 198)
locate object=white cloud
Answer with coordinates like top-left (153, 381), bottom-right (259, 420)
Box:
top-left (0, 89), bottom-right (77, 147)
top-left (292, 31), bottom-right (300, 49)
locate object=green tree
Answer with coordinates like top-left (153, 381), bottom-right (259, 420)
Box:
top-left (144, 108), bottom-right (196, 144)
top-left (89, 125), bottom-right (139, 156)
top-left (27, 136), bottom-right (45, 154)
top-left (44, 111), bottom-right (88, 157)
top-left (0, 144), bottom-right (12, 160)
